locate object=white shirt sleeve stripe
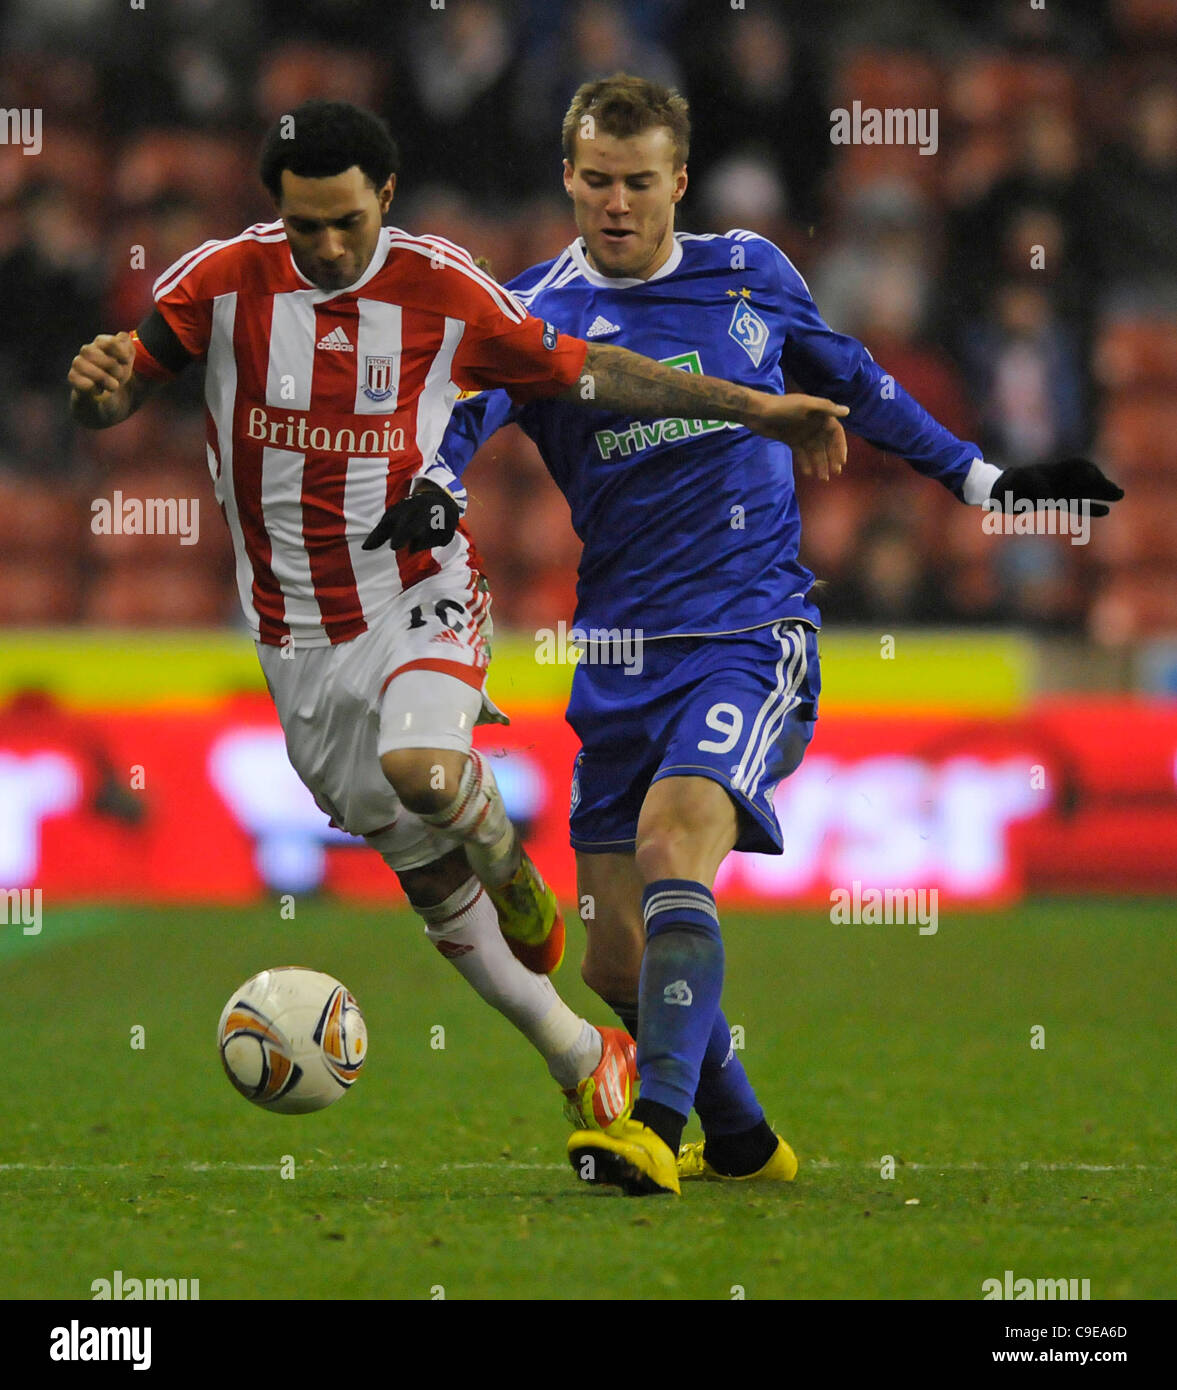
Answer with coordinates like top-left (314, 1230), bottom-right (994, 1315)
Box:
top-left (387, 234), bottom-right (529, 323)
top-left (154, 223), bottom-right (286, 300)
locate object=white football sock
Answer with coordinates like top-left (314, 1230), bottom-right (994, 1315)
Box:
top-left (417, 748), bottom-right (520, 888)
top-left (417, 875), bottom-right (601, 1087)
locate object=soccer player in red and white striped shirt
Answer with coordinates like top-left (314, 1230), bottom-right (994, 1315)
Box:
top-left (69, 100), bottom-right (847, 1141)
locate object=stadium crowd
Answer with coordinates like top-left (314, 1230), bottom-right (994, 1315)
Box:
top-left (2, 0), bottom-right (1175, 641)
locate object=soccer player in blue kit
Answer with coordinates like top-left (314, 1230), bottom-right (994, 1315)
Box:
top-left (367, 75), bottom-right (1122, 1195)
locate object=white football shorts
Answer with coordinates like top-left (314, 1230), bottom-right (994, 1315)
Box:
top-left (257, 561), bottom-right (505, 872)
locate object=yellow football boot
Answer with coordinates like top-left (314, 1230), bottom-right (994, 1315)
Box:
top-left (678, 1133), bottom-right (799, 1182)
top-left (486, 848), bottom-right (565, 974)
top-left (568, 1118), bottom-right (681, 1196)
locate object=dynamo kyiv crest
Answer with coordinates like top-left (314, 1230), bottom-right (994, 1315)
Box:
top-left (728, 300), bottom-right (770, 368)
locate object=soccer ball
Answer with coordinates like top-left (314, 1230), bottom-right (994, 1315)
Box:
top-left (217, 967), bottom-right (367, 1114)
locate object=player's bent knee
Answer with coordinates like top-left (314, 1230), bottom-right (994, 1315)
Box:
top-left (380, 747), bottom-right (466, 813)
top-left (633, 824), bottom-right (699, 884)
top-left (634, 813), bottom-right (736, 885)
top-left (635, 778), bottom-right (738, 883)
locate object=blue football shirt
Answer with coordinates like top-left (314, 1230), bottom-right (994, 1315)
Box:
top-left (431, 230), bottom-right (997, 639)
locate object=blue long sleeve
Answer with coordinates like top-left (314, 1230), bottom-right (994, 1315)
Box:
top-left (775, 252), bottom-right (987, 501)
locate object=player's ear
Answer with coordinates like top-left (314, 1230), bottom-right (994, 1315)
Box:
top-left (379, 174), bottom-right (396, 213)
top-left (562, 159), bottom-right (575, 197)
top-left (672, 165), bottom-right (688, 204)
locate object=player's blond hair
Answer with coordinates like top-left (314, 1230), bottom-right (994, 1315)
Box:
top-left (561, 73), bottom-right (690, 169)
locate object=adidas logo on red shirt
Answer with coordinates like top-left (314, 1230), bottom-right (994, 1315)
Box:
top-left (316, 326), bottom-right (354, 352)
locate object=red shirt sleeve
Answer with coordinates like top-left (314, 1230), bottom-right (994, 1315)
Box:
top-left (156, 280), bottom-right (212, 362)
top-left (451, 311), bottom-right (588, 404)
top-left (148, 249), bottom-right (215, 362)
top-left (415, 242), bottom-right (587, 403)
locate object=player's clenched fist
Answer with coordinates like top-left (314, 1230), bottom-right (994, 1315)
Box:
top-left (69, 331), bottom-right (136, 398)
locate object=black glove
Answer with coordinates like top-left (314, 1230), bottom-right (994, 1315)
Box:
top-left (989, 457), bottom-right (1124, 517)
top-left (362, 482), bottom-right (461, 553)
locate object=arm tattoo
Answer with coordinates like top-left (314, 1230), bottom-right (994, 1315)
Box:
top-left (560, 343), bottom-right (759, 425)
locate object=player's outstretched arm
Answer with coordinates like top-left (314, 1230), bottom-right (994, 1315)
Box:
top-left (68, 331), bottom-right (157, 429)
top-left (561, 343), bottom-right (850, 481)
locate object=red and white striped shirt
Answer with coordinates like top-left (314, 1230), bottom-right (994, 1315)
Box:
top-left (132, 220), bottom-right (587, 646)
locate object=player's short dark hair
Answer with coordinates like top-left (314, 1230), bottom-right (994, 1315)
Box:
top-left (562, 73), bottom-right (690, 169)
top-left (259, 100), bottom-right (400, 201)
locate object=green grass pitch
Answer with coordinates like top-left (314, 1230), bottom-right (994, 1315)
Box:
top-left (1, 898), bottom-right (1172, 1300)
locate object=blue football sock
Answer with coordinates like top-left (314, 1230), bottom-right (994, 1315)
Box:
top-left (695, 1009), bottom-right (766, 1137)
top-left (633, 879), bottom-right (725, 1120)
top-left (610, 998), bottom-right (764, 1139)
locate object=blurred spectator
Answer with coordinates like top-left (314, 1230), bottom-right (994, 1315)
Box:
top-left (808, 180), bottom-right (937, 341)
top-left (796, 486), bottom-right (868, 601)
top-left (935, 557), bottom-right (1006, 625)
top-left (395, 184), bottom-right (514, 278)
top-left (831, 521), bottom-right (954, 624)
top-left (163, 0), bottom-right (263, 127)
top-left (695, 154), bottom-right (790, 238)
top-left (996, 535), bottom-right (1083, 631)
top-left (976, 0), bottom-right (1110, 57)
top-left (961, 280), bottom-right (1085, 467)
top-left (255, 43), bottom-right (385, 136)
top-left (397, 0), bottom-right (521, 202)
top-left (510, 0), bottom-right (683, 198)
top-left (0, 184), bottom-right (103, 394)
top-left (942, 104), bottom-right (1093, 350)
top-left (1086, 76), bottom-right (1177, 314)
top-left (0, 183), bottom-right (104, 476)
top-left (514, 196), bottom-right (583, 274)
top-left (825, 0), bottom-right (970, 54)
top-left (680, 9), bottom-right (832, 227)
top-left (2, 0), bottom-right (109, 49)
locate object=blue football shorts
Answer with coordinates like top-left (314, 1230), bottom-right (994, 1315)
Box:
top-left (567, 619), bottom-right (820, 855)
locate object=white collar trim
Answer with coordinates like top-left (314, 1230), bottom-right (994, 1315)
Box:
top-left (288, 227), bottom-right (392, 299)
top-left (568, 235), bottom-right (683, 288)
